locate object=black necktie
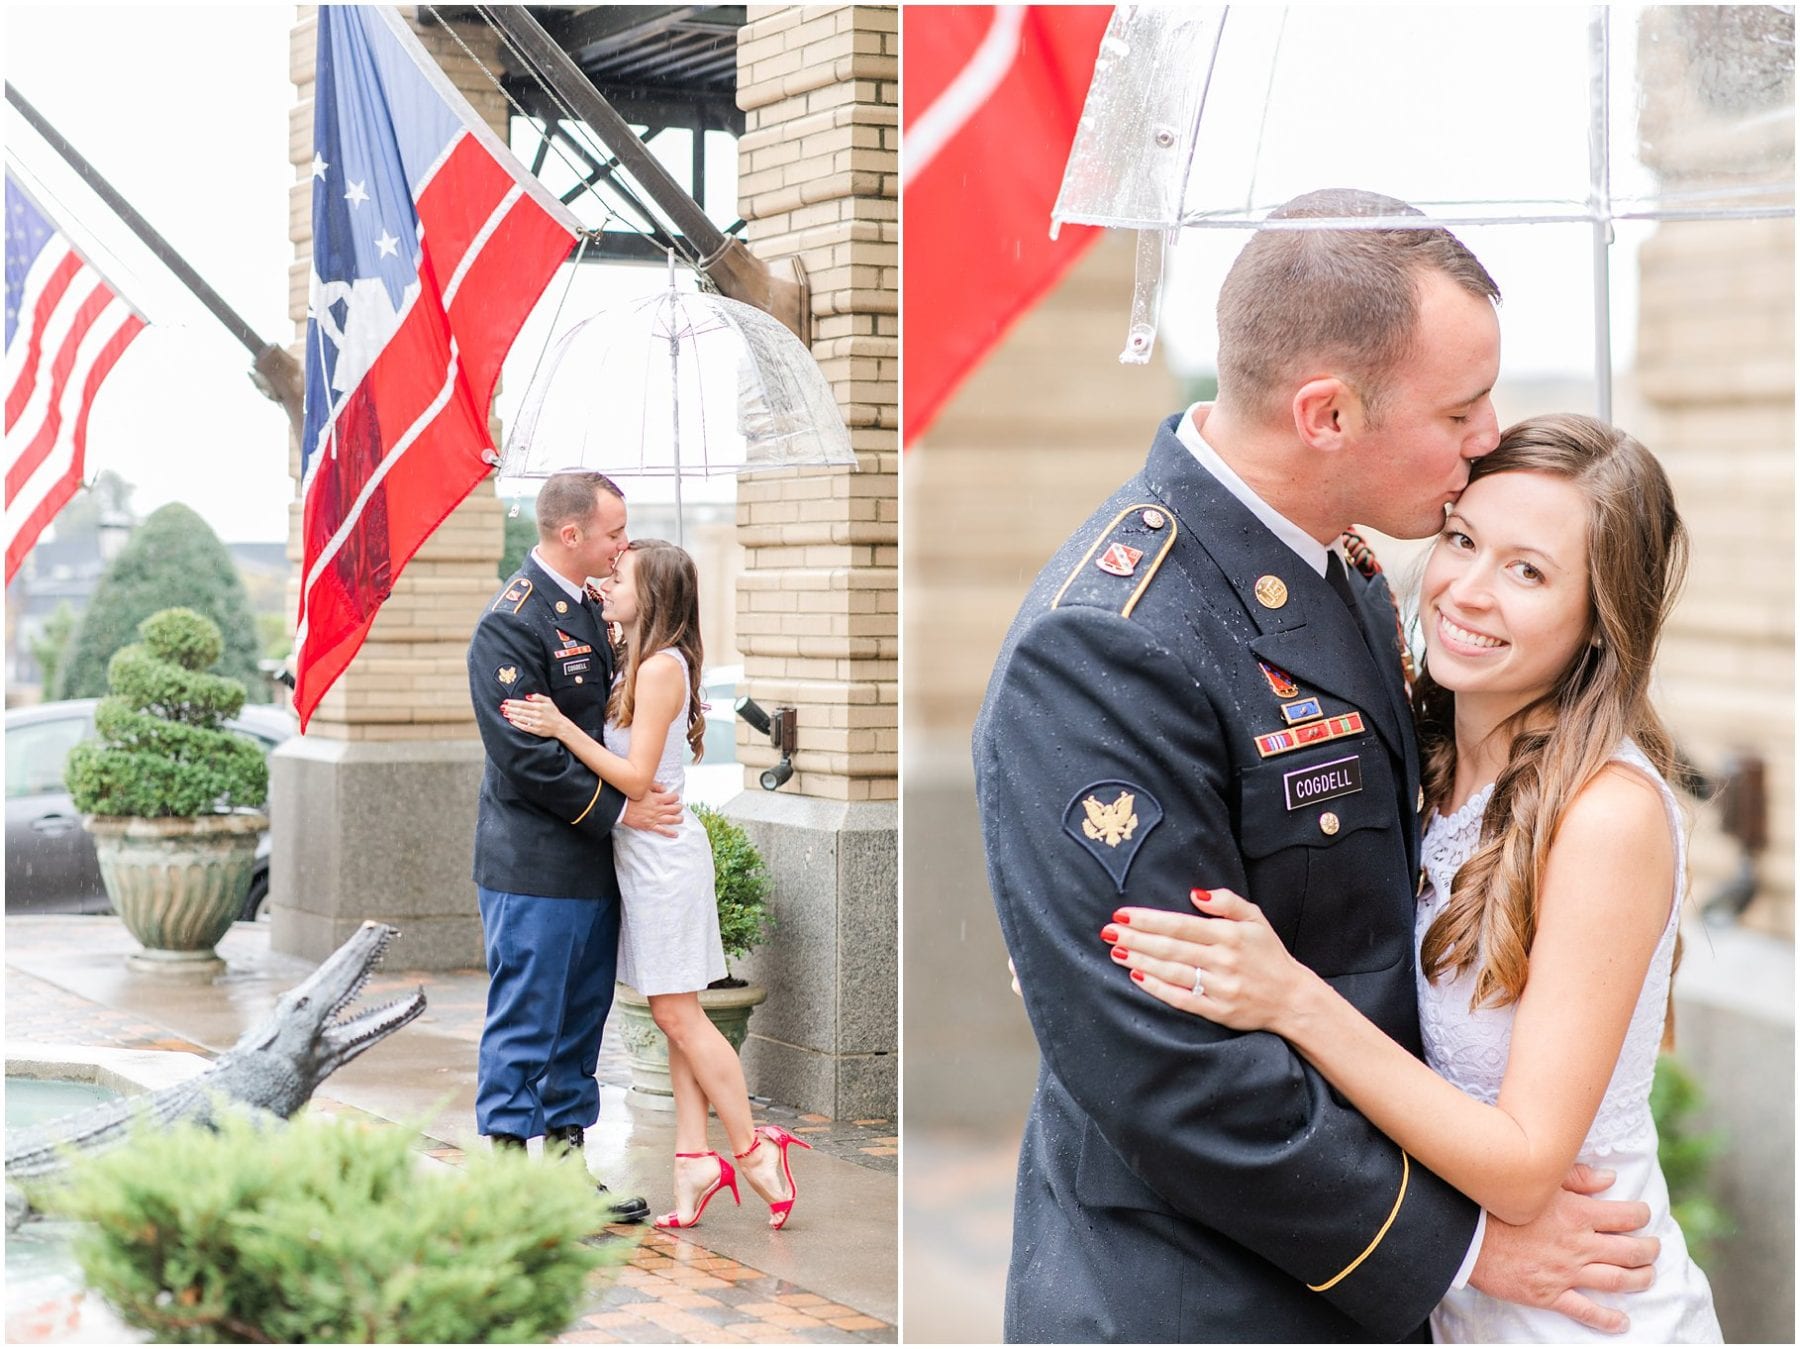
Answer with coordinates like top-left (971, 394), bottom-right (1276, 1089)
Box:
top-left (1326, 551), bottom-right (1359, 613)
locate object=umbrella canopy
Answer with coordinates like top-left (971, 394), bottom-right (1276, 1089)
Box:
top-left (500, 280), bottom-right (856, 539)
top-left (1050, 5), bottom-right (1794, 409)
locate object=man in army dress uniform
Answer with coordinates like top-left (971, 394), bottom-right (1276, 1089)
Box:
top-left (467, 469), bottom-right (680, 1220)
top-left (975, 191), bottom-right (1662, 1340)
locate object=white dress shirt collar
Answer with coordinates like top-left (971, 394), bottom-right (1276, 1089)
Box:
top-left (530, 546), bottom-right (590, 601)
top-left (1174, 403), bottom-right (1331, 578)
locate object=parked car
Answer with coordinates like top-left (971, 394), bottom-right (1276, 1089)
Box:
top-left (5, 698), bottom-right (296, 918)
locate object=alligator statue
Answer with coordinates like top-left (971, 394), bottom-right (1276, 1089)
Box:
top-left (6, 921), bottom-right (426, 1228)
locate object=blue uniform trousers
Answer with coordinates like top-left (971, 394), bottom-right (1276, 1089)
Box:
top-left (475, 887), bottom-right (619, 1138)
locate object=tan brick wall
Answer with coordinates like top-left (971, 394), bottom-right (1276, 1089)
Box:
top-left (287, 6), bottom-right (507, 740)
top-left (905, 232), bottom-right (1181, 743)
top-left (735, 6), bottom-right (898, 799)
top-left (1637, 218), bottom-right (1795, 937)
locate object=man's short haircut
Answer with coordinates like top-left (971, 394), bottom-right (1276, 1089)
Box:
top-left (1216, 188), bottom-right (1500, 424)
top-left (536, 469), bottom-right (625, 541)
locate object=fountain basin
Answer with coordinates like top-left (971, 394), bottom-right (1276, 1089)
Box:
top-left (6, 1043), bottom-right (210, 1344)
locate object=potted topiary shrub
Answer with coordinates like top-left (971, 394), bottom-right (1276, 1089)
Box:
top-left (66, 607), bottom-right (269, 978)
top-left (615, 803), bottom-right (776, 1108)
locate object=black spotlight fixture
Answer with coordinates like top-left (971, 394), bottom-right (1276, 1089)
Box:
top-left (734, 697), bottom-right (797, 791)
top-left (733, 695), bottom-right (772, 737)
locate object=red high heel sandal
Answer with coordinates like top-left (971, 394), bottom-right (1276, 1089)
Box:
top-left (735, 1124), bottom-right (813, 1230)
top-left (654, 1151), bottom-right (739, 1230)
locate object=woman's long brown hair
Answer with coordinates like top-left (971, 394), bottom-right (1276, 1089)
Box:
top-left (1414, 414), bottom-right (1689, 1010)
top-left (607, 539), bottom-right (707, 761)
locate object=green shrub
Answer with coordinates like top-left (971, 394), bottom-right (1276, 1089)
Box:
top-left (1651, 1054), bottom-right (1733, 1269)
top-left (46, 1110), bottom-right (628, 1344)
top-left (66, 609), bottom-right (267, 818)
top-left (28, 600), bottom-right (79, 691)
top-left (53, 503), bottom-right (264, 703)
top-left (694, 802), bottom-right (774, 970)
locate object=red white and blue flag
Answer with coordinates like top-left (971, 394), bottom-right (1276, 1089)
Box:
top-left (4, 170), bottom-right (146, 584)
top-left (295, 6), bottom-right (579, 728)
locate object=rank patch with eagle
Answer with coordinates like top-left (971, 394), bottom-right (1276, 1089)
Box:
top-left (1063, 780), bottom-right (1164, 893)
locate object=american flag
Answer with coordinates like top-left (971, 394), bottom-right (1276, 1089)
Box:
top-left (4, 170), bottom-right (146, 584)
top-left (294, 6), bottom-right (579, 729)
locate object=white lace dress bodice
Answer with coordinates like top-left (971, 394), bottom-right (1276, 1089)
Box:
top-left (603, 648), bottom-right (724, 996)
top-left (1419, 742), bottom-right (1719, 1342)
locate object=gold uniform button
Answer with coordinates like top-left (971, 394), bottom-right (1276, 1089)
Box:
top-left (1254, 574), bottom-right (1289, 609)
top-left (555, 600), bottom-right (569, 614)
top-left (1319, 811), bottom-right (1340, 836)
top-left (575, 675), bottom-right (584, 684)
top-left (1142, 507), bottom-right (1166, 530)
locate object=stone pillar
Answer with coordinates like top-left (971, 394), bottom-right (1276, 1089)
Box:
top-left (730, 4), bottom-right (898, 1118)
top-left (270, 6), bottom-right (508, 970)
top-left (1633, 7), bottom-right (1795, 938)
top-left (1632, 13), bottom-right (1795, 1339)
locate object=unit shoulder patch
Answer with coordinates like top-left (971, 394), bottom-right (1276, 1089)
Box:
top-left (1051, 504), bottom-right (1177, 618)
top-left (1062, 779), bottom-right (1164, 894)
top-left (492, 577), bottom-right (533, 614)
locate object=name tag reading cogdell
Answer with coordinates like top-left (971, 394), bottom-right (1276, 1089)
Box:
top-left (1283, 754), bottom-right (1363, 812)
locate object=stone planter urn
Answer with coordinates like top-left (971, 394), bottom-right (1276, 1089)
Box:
top-left (65, 608), bottom-right (272, 982)
top-left (88, 812), bottom-right (266, 978)
top-left (613, 981), bottom-right (768, 1110)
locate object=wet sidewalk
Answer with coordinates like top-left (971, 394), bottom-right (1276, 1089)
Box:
top-left (5, 915), bottom-right (897, 1344)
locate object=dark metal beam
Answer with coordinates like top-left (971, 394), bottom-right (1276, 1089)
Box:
top-left (545, 6), bottom-right (707, 64)
top-left (506, 82), bottom-right (744, 139)
top-left (547, 121), bottom-right (679, 250)
top-left (480, 5), bottom-right (808, 340)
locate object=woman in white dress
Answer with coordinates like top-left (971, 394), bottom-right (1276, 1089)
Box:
top-left (502, 539), bottom-right (808, 1232)
top-left (1104, 415), bottom-right (1721, 1341)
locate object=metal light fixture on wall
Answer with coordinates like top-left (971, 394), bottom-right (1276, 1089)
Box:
top-left (735, 695), bottom-right (797, 791)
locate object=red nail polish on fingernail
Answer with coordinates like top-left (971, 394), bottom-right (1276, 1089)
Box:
top-left (1130, 969), bottom-right (1145, 983)
top-left (1100, 925), bottom-right (1119, 944)
top-left (1191, 888), bottom-right (1213, 902)
top-left (1112, 911), bottom-right (1131, 926)
top-left (1111, 946), bottom-right (1129, 960)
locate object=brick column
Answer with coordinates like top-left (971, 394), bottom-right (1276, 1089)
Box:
top-left (728, 4), bottom-right (898, 1117)
top-left (1632, 12), bottom-right (1795, 1341)
top-left (1633, 5), bottom-right (1795, 939)
top-left (270, 6), bottom-right (508, 969)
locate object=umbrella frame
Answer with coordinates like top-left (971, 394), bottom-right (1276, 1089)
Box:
top-left (1052, 5), bottom-right (1796, 421)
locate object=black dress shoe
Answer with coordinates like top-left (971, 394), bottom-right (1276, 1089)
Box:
top-left (545, 1125), bottom-right (649, 1224)
top-left (489, 1132), bottom-right (527, 1152)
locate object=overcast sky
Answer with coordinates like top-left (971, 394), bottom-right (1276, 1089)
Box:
top-left (6, 3), bottom-right (738, 549)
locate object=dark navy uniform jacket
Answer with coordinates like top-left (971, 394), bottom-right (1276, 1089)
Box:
top-left (468, 554), bottom-right (625, 901)
top-left (974, 414), bottom-right (1479, 1342)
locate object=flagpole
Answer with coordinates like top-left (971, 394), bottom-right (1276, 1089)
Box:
top-left (5, 81), bottom-right (305, 436)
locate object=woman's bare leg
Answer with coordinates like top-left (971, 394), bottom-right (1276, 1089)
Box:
top-left (650, 992), bottom-right (787, 1205)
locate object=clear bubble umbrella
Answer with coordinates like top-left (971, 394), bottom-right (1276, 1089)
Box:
top-left (500, 265), bottom-right (856, 543)
top-left (1051, 4), bottom-right (1794, 417)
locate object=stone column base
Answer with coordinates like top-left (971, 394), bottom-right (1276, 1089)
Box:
top-left (726, 792), bottom-right (897, 1119)
top-left (268, 737), bottom-right (488, 970)
top-left (1671, 922), bottom-right (1794, 1343)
